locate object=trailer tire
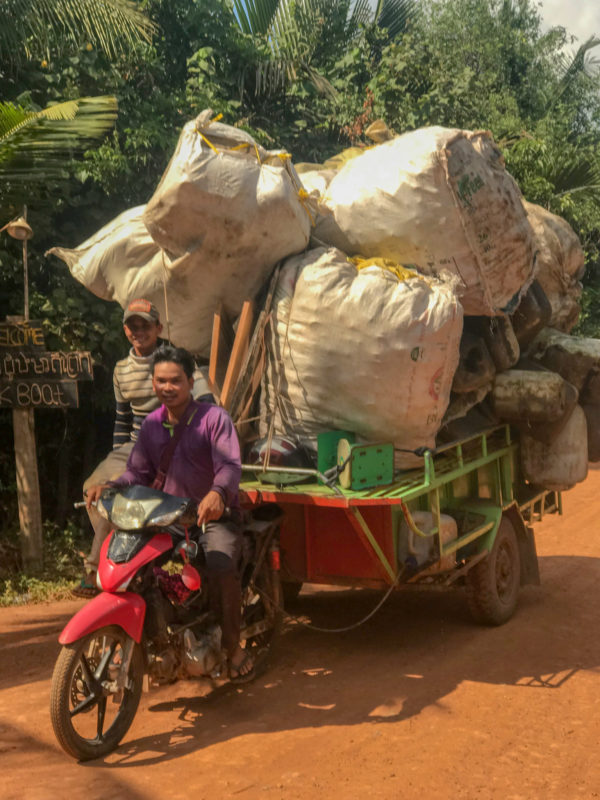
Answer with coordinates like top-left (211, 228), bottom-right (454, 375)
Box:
top-left (466, 517), bottom-right (521, 625)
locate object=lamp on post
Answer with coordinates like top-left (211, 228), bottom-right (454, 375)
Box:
top-left (1, 207), bottom-right (42, 573)
top-left (2, 207), bottom-right (34, 319)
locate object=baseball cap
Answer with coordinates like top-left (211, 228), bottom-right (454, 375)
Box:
top-left (123, 299), bottom-right (160, 324)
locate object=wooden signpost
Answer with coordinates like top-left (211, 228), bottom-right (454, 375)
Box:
top-left (2, 317), bottom-right (93, 571)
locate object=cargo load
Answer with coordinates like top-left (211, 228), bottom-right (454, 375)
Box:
top-left (521, 404), bottom-right (588, 490)
top-left (47, 114), bottom-right (595, 487)
top-left (260, 247), bottom-right (463, 468)
top-left (314, 126), bottom-right (536, 316)
top-left (524, 201), bottom-right (585, 332)
top-left (529, 328), bottom-right (600, 392)
top-left (46, 205), bottom-right (166, 310)
top-left (490, 369), bottom-right (578, 425)
top-left (143, 109), bottom-right (311, 281)
top-left (48, 111), bottom-right (312, 355)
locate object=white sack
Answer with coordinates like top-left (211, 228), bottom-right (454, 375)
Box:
top-left (48, 112), bottom-right (317, 354)
top-left (530, 328), bottom-right (600, 392)
top-left (143, 108), bottom-right (311, 272)
top-left (48, 202), bottom-right (280, 354)
top-left (521, 404), bottom-right (588, 491)
top-left (524, 201), bottom-right (584, 332)
top-left (297, 168), bottom-right (336, 198)
top-left (314, 127), bottom-right (535, 315)
top-left (261, 247), bottom-right (463, 468)
top-left (46, 205), bottom-right (166, 307)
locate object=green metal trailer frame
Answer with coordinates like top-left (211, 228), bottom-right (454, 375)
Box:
top-left (240, 425), bottom-right (560, 622)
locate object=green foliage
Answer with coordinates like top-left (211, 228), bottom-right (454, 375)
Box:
top-left (0, 519), bottom-right (88, 606)
top-left (0, 0), bottom-right (154, 63)
top-left (0, 96), bottom-right (118, 213)
top-left (3, 0), bottom-right (600, 553)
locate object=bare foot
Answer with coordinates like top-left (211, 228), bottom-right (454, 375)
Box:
top-left (229, 645), bottom-right (255, 683)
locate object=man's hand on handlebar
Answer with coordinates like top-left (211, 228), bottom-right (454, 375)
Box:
top-left (85, 484), bottom-right (110, 509)
top-left (197, 490), bottom-right (225, 526)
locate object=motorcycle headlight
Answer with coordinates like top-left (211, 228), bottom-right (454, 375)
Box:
top-left (110, 494), bottom-right (163, 529)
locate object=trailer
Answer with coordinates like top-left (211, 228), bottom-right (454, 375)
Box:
top-left (240, 425), bottom-right (561, 625)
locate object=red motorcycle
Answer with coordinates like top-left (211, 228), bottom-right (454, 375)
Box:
top-left (50, 485), bottom-right (282, 761)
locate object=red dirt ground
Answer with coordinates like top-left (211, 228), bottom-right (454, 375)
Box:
top-left (2, 468), bottom-right (600, 799)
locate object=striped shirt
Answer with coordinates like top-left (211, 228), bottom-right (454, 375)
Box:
top-left (112, 348), bottom-right (214, 449)
top-left (113, 350), bottom-right (158, 448)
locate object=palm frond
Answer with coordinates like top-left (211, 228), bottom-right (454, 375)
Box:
top-left (0, 96), bottom-right (118, 189)
top-left (303, 64), bottom-right (338, 99)
top-left (256, 57), bottom-right (296, 95)
top-left (550, 151), bottom-right (600, 208)
top-left (232, 0), bottom-right (281, 35)
top-left (349, 0), bottom-right (373, 28)
top-left (375, 0), bottom-right (418, 40)
top-left (0, 0), bottom-right (155, 62)
top-left (549, 36), bottom-right (600, 111)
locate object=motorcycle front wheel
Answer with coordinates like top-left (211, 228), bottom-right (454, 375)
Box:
top-left (50, 625), bottom-right (143, 761)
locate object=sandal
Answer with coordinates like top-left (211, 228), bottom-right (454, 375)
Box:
top-left (229, 651), bottom-right (256, 685)
top-left (71, 573), bottom-right (99, 598)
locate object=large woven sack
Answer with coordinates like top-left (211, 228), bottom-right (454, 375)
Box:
top-left (524, 201), bottom-right (584, 332)
top-left (521, 404), bottom-right (588, 491)
top-left (46, 205), bottom-right (166, 306)
top-left (530, 328), bottom-right (600, 392)
top-left (314, 127), bottom-right (535, 315)
top-left (47, 202), bottom-right (274, 354)
top-left (261, 247), bottom-right (463, 468)
top-left (143, 109), bottom-right (311, 272)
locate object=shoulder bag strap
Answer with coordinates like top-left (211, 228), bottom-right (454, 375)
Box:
top-left (151, 421), bottom-right (186, 491)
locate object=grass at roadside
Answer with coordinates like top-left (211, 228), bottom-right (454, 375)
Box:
top-left (0, 520), bottom-right (90, 606)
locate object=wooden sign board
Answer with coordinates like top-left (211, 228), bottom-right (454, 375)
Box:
top-left (0, 379), bottom-right (79, 408)
top-left (0, 320), bottom-right (45, 350)
top-left (0, 322), bottom-right (92, 408)
top-left (0, 350), bottom-right (93, 381)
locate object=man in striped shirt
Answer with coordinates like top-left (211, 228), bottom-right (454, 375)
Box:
top-left (74, 299), bottom-right (166, 596)
top-left (77, 300), bottom-right (213, 596)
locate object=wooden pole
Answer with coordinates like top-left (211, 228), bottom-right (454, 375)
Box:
top-left (13, 405), bottom-right (43, 572)
top-left (8, 208), bottom-right (43, 572)
top-left (23, 206), bottom-right (29, 321)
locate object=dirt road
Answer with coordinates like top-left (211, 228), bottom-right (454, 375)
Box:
top-left (2, 469), bottom-right (600, 800)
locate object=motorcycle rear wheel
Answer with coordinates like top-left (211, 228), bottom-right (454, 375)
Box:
top-left (50, 625), bottom-right (143, 761)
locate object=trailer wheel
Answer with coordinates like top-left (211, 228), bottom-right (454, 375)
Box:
top-left (466, 517), bottom-right (521, 626)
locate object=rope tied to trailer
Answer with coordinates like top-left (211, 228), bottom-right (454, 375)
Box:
top-left (256, 568), bottom-right (405, 634)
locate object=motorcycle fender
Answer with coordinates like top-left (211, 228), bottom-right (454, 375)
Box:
top-left (59, 592), bottom-right (146, 645)
top-left (98, 532), bottom-right (173, 593)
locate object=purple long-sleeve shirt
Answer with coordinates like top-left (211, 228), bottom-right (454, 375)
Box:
top-left (112, 399), bottom-right (241, 509)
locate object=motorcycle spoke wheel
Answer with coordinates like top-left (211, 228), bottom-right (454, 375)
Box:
top-left (241, 563), bottom-right (282, 674)
top-left (50, 625), bottom-right (143, 761)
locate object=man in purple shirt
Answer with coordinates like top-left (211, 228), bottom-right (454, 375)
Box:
top-left (86, 345), bottom-right (254, 683)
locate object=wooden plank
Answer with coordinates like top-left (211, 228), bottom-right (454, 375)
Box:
top-left (208, 306), bottom-right (223, 401)
top-left (208, 306), bottom-right (235, 402)
top-left (220, 301), bottom-right (254, 411)
top-left (228, 265), bottom-right (281, 423)
top-left (0, 379), bottom-right (79, 408)
top-left (229, 309), bottom-right (266, 421)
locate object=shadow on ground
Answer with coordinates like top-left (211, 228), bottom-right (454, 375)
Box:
top-left (72, 553), bottom-right (600, 768)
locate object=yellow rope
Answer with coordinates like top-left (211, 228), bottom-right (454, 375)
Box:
top-left (297, 188), bottom-right (315, 226)
top-left (349, 255), bottom-right (425, 283)
top-left (195, 128), bottom-right (219, 153)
